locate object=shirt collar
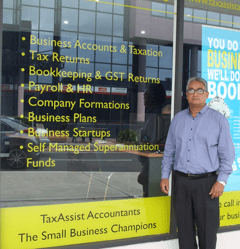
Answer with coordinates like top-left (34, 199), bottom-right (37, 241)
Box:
top-left (187, 104), bottom-right (209, 115)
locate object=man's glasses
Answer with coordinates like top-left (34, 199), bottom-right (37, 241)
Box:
top-left (186, 88), bottom-right (206, 94)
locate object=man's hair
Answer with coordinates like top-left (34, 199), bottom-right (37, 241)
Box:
top-left (186, 77), bottom-right (208, 92)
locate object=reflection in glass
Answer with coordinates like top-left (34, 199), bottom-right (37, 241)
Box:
top-left (96, 36), bottom-right (112, 63)
top-left (3, 0), bottom-right (14, 8)
top-left (146, 45), bottom-right (158, 67)
top-left (112, 38), bottom-right (127, 64)
top-left (159, 68), bottom-right (172, 82)
top-left (3, 9), bottom-right (13, 24)
top-left (97, 0), bottom-right (113, 13)
top-left (97, 12), bottom-right (112, 35)
top-left (61, 62), bottom-right (77, 76)
top-left (78, 33), bottom-right (95, 61)
top-left (128, 42), bottom-right (133, 65)
top-left (78, 63), bottom-right (94, 76)
top-left (207, 11), bottom-right (220, 26)
top-left (113, 15), bottom-right (123, 37)
top-left (21, 6), bottom-right (39, 30)
top-left (38, 32), bottom-right (54, 53)
top-left (146, 68), bottom-right (158, 78)
top-left (112, 65), bottom-right (127, 79)
top-left (159, 46), bottom-right (172, 69)
top-left (197, 50), bottom-right (201, 72)
top-left (193, 9), bottom-right (206, 23)
top-left (79, 10), bottom-right (96, 33)
top-left (38, 75), bottom-right (52, 84)
top-left (22, 0), bottom-right (39, 6)
top-left (40, 0), bottom-right (54, 8)
top-left (29, 32), bottom-right (39, 51)
top-left (29, 75), bottom-right (37, 83)
top-left (184, 8), bottom-right (193, 22)
top-left (114, 0), bottom-right (124, 14)
top-left (62, 0), bottom-right (78, 8)
top-left (80, 0), bottom-right (96, 10)
top-left (221, 14), bottom-right (232, 27)
top-left (40, 8), bottom-right (54, 31)
top-left (60, 32), bottom-right (77, 58)
top-left (152, 2), bottom-right (166, 17)
top-left (62, 8), bottom-right (78, 31)
top-left (233, 16), bottom-right (240, 29)
top-left (167, 4), bottom-right (174, 19)
top-left (95, 63), bottom-right (111, 78)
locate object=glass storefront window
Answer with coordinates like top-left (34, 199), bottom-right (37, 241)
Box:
top-left (193, 9), bottom-right (207, 24)
top-left (21, 6), bottom-right (39, 30)
top-left (10, 1), bottom-right (240, 248)
top-left (112, 38), bottom-right (128, 64)
top-left (97, 0), bottom-right (113, 13)
top-left (152, 2), bottom-right (166, 17)
top-left (22, 0), bottom-right (39, 6)
top-left (95, 35), bottom-right (112, 63)
top-left (97, 12), bottom-right (113, 35)
top-left (113, 15), bottom-right (124, 37)
top-left (40, 0), bottom-right (54, 8)
top-left (62, 8), bottom-right (78, 31)
top-left (114, 0), bottom-right (124, 15)
top-left (3, 0), bottom-right (14, 8)
top-left (40, 8), bottom-right (54, 31)
top-left (146, 45), bottom-right (158, 68)
top-left (221, 13), bottom-right (233, 27)
top-left (3, 9), bottom-right (13, 24)
top-left (159, 46), bottom-right (172, 69)
top-left (167, 4), bottom-right (174, 19)
top-left (62, 0), bottom-right (78, 8)
top-left (184, 7), bottom-right (193, 22)
top-left (80, 0), bottom-right (96, 11)
top-left (207, 11), bottom-right (220, 26)
top-left (79, 10), bottom-right (96, 34)
top-left (233, 16), bottom-right (240, 29)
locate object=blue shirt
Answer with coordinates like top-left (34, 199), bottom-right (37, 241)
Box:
top-left (161, 105), bottom-right (235, 183)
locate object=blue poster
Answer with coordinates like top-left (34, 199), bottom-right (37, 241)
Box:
top-left (202, 26), bottom-right (240, 192)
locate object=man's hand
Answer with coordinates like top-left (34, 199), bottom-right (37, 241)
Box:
top-left (209, 182), bottom-right (225, 199)
top-left (160, 179), bottom-right (169, 194)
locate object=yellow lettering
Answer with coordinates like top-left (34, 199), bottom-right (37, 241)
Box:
top-left (208, 49), bottom-right (214, 67)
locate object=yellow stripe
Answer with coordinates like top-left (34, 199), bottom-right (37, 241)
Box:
top-left (85, 0), bottom-right (240, 26)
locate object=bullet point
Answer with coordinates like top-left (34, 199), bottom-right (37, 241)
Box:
top-left (20, 146), bottom-right (24, 149)
top-left (21, 83), bottom-right (24, 87)
top-left (22, 37), bottom-right (26, 41)
top-left (21, 99), bottom-right (24, 103)
top-left (20, 115), bottom-right (24, 118)
top-left (21, 52), bottom-right (25, 56)
top-left (21, 68), bottom-right (25, 72)
top-left (20, 130), bottom-right (24, 134)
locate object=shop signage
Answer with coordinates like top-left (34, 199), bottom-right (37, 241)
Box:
top-left (202, 25), bottom-right (240, 192)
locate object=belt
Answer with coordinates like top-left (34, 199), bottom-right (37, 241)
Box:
top-left (175, 170), bottom-right (218, 179)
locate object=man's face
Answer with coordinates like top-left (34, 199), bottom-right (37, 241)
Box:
top-left (186, 80), bottom-right (209, 107)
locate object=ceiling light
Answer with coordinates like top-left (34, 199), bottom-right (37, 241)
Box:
top-left (64, 20), bottom-right (68, 24)
top-left (141, 31), bottom-right (145, 34)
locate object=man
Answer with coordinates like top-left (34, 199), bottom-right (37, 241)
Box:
top-left (160, 77), bottom-right (235, 249)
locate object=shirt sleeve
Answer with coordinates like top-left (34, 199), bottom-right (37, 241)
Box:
top-left (161, 117), bottom-right (176, 179)
top-left (217, 116), bottom-right (235, 183)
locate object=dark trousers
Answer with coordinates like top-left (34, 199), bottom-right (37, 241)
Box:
top-left (174, 172), bottom-right (219, 249)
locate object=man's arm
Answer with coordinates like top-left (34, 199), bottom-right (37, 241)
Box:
top-left (216, 116), bottom-right (235, 183)
top-left (209, 116), bottom-right (235, 199)
top-left (160, 179), bottom-right (169, 194)
top-left (160, 119), bottom-right (176, 194)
